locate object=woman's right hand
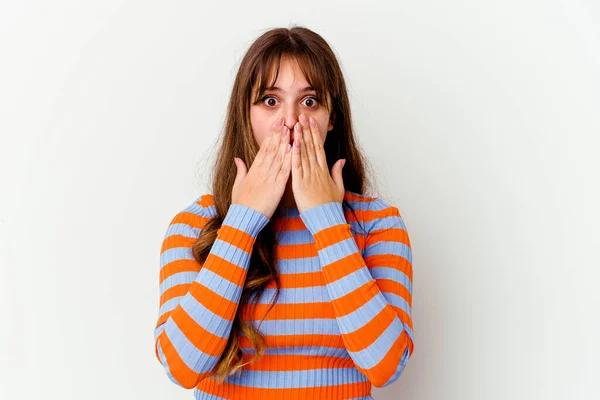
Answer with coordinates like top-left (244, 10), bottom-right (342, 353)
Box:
top-left (232, 117), bottom-right (292, 219)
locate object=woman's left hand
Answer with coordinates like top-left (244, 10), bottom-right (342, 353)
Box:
top-left (291, 113), bottom-right (346, 214)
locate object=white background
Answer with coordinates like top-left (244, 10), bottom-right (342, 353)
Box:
top-left (1, 1), bottom-right (599, 399)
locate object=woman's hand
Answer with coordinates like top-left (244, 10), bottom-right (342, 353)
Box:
top-left (232, 117), bottom-right (293, 219)
top-left (291, 113), bottom-right (346, 214)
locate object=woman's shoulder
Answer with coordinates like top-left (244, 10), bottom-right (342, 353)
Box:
top-left (343, 190), bottom-right (401, 214)
top-left (167, 193), bottom-right (217, 229)
top-left (343, 190), bottom-right (405, 232)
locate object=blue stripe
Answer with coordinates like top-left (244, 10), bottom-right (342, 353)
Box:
top-left (364, 240), bottom-right (412, 264)
top-left (336, 294), bottom-right (387, 334)
top-left (178, 292), bottom-right (234, 340)
top-left (241, 345), bottom-right (349, 358)
top-left (165, 222), bottom-right (200, 239)
top-left (157, 336), bottom-right (179, 386)
top-left (276, 255), bottom-right (321, 274)
top-left (404, 325), bottom-right (415, 344)
top-left (369, 267), bottom-right (412, 292)
top-left (348, 317), bottom-right (405, 369)
top-left (159, 271), bottom-right (198, 294)
top-left (160, 246), bottom-right (194, 270)
top-left (222, 203), bottom-right (270, 237)
top-left (197, 267), bottom-right (244, 301)
top-left (193, 390), bottom-right (228, 400)
top-left (365, 214), bottom-right (407, 233)
top-left (275, 219), bottom-right (369, 244)
top-left (381, 345), bottom-right (411, 387)
top-left (257, 286), bottom-right (331, 304)
top-left (247, 317), bottom-right (341, 336)
top-left (381, 292), bottom-right (412, 318)
top-left (207, 238), bottom-right (253, 268)
top-left (181, 201), bottom-right (206, 217)
top-left (325, 267), bottom-right (375, 299)
top-left (164, 315), bottom-right (220, 374)
top-left (158, 297), bottom-right (181, 318)
top-left (316, 237), bottom-right (361, 264)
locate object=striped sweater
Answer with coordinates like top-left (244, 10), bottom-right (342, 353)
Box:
top-left (154, 190), bottom-right (414, 399)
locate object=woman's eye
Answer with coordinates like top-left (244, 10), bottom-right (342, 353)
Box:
top-left (261, 96), bottom-right (278, 107)
top-left (303, 97), bottom-right (319, 107)
top-left (260, 95), bottom-right (319, 108)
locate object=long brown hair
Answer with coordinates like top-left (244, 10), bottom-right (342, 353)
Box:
top-left (191, 25), bottom-right (377, 382)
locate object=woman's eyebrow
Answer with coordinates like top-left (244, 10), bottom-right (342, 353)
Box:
top-left (265, 86), bottom-right (316, 94)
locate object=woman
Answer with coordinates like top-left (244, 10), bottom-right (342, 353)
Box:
top-left (154, 26), bottom-right (414, 399)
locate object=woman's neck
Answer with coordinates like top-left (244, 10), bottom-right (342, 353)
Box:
top-left (279, 180), bottom-right (296, 209)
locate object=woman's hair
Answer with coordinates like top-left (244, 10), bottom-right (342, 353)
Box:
top-left (191, 25), bottom-right (376, 382)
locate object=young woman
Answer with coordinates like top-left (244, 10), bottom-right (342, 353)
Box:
top-left (154, 26), bottom-right (415, 399)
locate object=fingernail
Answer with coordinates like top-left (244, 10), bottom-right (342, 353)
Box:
top-left (309, 117), bottom-right (316, 126)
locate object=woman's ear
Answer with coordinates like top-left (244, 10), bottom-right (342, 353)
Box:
top-left (328, 111), bottom-right (336, 131)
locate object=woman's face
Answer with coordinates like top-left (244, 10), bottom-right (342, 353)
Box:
top-left (250, 57), bottom-right (335, 148)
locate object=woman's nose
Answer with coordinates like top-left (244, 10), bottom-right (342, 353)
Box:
top-left (283, 117), bottom-right (298, 132)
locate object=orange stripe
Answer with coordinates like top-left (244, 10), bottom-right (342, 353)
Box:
top-left (160, 232), bottom-right (197, 254)
top-left (276, 242), bottom-right (317, 258)
top-left (376, 279), bottom-right (411, 305)
top-left (240, 354), bottom-right (356, 371)
top-left (366, 225), bottom-right (410, 246)
top-left (169, 304), bottom-right (229, 357)
top-left (321, 252), bottom-right (365, 282)
top-left (363, 204), bottom-right (402, 223)
top-left (175, 210), bottom-right (211, 230)
top-left (239, 334), bottom-right (346, 349)
top-left (391, 305), bottom-right (413, 329)
top-left (160, 283), bottom-right (189, 306)
top-left (240, 301), bottom-right (336, 321)
top-left (330, 279), bottom-right (378, 316)
top-left (341, 306), bottom-right (396, 352)
top-left (159, 258), bottom-right (200, 285)
top-left (364, 253), bottom-right (412, 277)
top-left (201, 253), bottom-right (250, 284)
top-left (188, 280), bottom-right (242, 321)
top-left (156, 329), bottom-right (212, 388)
top-left (265, 271), bottom-right (324, 288)
top-left (313, 223), bottom-right (352, 249)
top-left (360, 330), bottom-right (411, 386)
top-left (217, 223), bottom-right (257, 254)
top-left (198, 194), bottom-right (215, 208)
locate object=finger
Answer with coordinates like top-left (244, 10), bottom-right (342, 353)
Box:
top-left (277, 140), bottom-right (293, 183)
top-left (291, 125), bottom-right (303, 180)
top-left (253, 132), bottom-right (273, 166)
top-left (254, 118), bottom-right (280, 165)
top-left (308, 116), bottom-right (327, 168)
top-left (299, 115), bottom-right (317, 171)
top-left (268, 125), bottom-right (290, 179)
top-left (295, 121), bottom-right (310, 175)
top-left (262, 117), bottom-right (284, 168)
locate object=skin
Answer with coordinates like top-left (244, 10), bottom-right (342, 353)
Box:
top-left (250, 56), bottom-right (337, 209)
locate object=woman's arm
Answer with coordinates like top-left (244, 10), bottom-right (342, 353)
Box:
top-left (154, 196), bottom-right (269, 389)
top-left (299, 198), bottom-right (414, 388)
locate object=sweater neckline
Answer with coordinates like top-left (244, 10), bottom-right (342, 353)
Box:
top-left (276, 205), bottom-right (300, 218)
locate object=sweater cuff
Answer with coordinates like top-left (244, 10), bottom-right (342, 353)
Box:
top-left (222, 203), bottom-right (270, 238)
top-left (299, 201), bottom-right (346, 235)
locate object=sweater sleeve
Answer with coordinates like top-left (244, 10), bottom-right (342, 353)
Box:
top-left (154, 197), bottom-right (270, 389)
top-left (299, 199), bottom-right (414, 388)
